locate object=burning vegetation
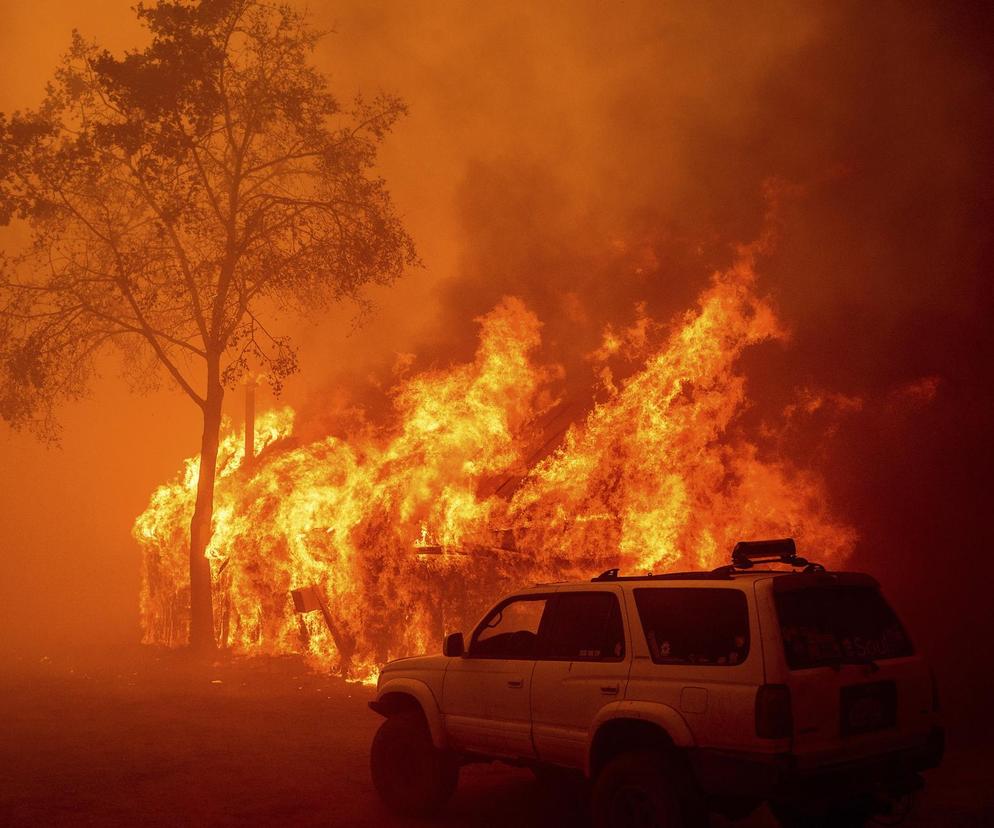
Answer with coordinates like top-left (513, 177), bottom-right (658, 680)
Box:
top-left (134, 241), bottom-right (856, 683)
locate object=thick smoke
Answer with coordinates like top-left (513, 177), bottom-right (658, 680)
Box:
top-left (301, 1), bottom-right (992, 417)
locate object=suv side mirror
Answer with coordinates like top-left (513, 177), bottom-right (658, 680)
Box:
top-left (443, 632), bottom-right (465, 658)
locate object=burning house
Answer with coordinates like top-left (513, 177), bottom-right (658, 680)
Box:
top-left (134, 243), bottom-right (856, 682)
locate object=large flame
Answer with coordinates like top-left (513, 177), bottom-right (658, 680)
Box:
top-left (135, 246), bottom-right (856, 681)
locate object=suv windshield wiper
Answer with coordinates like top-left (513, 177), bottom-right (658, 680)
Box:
top-left (812, 656), bottom-right (880, 673)
top-left (823, 655), bottom-right (880, 672)
top-left (845, 656), bottom-right (881, 671)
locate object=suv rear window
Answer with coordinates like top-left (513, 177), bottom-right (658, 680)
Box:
top-left (775, 585), bottom-right (913, 669)
top-left (634, 588), bottom-right (750, 666)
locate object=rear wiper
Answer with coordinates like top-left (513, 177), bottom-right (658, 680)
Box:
top-left (822, 656), bottom-right (880, 672)
top-left (840, 656), bottom-right (880, 672)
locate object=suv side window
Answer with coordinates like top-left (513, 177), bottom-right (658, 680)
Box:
top-left (470, 596), bottom-right (548, 659)
top-left (634, 588), bottom-right (749, 666)
top-left (539, 591), bottom-right (626, 661)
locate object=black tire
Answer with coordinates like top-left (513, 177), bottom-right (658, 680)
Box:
top-left (370, 711), bottom-right (459, 816)
top-left (591, 750), bottom-right (702, 828)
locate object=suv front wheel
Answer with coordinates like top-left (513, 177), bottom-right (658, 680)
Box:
top-left (591, 750), bottom-right (703, 828)
top-left (370, 711), bottom-right (459, 816)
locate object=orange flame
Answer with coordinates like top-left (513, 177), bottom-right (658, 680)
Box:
top-left (135, 248), bottom-right (856, 682)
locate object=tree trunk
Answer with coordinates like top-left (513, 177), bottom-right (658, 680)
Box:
top-left (189, 378), bottom-right (224, 653)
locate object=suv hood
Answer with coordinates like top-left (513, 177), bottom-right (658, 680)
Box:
top-left (380, 654), bottom-right (449, 675)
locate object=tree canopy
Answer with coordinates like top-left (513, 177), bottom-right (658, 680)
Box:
top-left (0, 0), bottom-right (416, 438)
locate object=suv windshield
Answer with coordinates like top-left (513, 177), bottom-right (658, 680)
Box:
top-left (471, 596), bottom-right (547, 659)
top-left (775, 584), bottom-right (913, 669)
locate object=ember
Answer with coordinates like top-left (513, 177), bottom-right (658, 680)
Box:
top-left (134, 242), bottom-right (855, 683)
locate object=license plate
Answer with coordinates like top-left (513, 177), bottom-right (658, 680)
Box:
top-left (840, 681), bottom-right (897, 737)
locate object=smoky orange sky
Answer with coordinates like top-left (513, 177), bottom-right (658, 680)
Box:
top-left (1, 0), bottom-right (992, 726)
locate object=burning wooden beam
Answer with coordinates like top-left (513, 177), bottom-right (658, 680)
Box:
top-left (290, 585), bottom-right (356, 676)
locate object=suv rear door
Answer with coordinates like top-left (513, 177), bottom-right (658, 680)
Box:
top-left (530, 588), bottom-right (629, 768)
top-left (625, 583), bottom-right (763, 751)
top-left (759, 573), bottom-right (935, 766)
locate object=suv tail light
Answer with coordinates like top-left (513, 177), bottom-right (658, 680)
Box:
top-left (756, 684), bottom-right (793, 739)
top-left (929, 668), bottom-right (940, 713)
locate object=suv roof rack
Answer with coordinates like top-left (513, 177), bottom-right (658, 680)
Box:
top-left (591, 537), bottom-right (825, 583)
top-left (592, 568), bottom-right (735, 582)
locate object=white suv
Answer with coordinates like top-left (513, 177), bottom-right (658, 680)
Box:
top-left (368, 540), bottom-right (943, 827)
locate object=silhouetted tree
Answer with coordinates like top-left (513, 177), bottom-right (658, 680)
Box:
top-left (0, 0), bottom-right (416, 651)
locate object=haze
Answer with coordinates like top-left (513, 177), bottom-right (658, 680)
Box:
top-left (1, 0), bottom-right (991, 740)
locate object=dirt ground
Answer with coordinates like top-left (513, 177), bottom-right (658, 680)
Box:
top-left (1, 650), bottom-right (991, 827)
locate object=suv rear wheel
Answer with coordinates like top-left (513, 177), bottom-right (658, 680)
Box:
top-left (370, 711), bottom-right (458, 816)
top-left (591, 750), bottom-right (703, 828)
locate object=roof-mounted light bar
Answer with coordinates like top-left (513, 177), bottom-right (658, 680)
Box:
top-left (732, 538), bottom-right (797, 567)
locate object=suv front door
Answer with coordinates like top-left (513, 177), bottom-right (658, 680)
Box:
top-left (442, 594), bottom-right (548, 758)
top-left (530, 589), bottom-right (629, 767)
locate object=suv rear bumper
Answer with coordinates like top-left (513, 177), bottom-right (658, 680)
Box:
top-left (690, 727), bottom-right (945, 801)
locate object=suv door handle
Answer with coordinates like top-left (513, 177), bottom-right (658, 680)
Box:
top-left (601, 684), bottom-right (619, 695)
top-left (507, 678), bottom-right (524, 689)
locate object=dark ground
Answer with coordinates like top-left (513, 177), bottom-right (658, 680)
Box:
top-left (1, 650), bottom-right (991, 827)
